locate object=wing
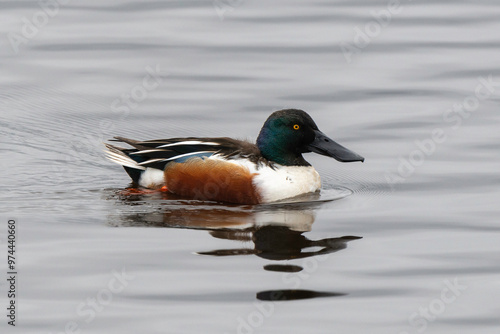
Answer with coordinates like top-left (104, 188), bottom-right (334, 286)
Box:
top-left (106, 136), bottom-right (262, 171)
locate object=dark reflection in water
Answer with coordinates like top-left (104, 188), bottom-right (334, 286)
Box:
top-left (257, 290), bottom-right (345, 302)
top-left (109, 190), bottom-right (362, 301)
top-left (199, 226), bottom-right (361, 262)
top-left (263, 264), bottom-right (303, 272)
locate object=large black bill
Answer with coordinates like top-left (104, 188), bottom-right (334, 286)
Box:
top-left (307, 130), bottom-right (364, 163)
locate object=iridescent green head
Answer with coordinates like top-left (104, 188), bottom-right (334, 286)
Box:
top-left (256, 109), bottom-right (364, 166)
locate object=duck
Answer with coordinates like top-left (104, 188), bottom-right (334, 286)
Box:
top-left (104, 109), bottom-right (364, 204)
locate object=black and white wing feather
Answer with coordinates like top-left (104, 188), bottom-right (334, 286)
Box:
top-left (105, 136), bottom-right (264, 171)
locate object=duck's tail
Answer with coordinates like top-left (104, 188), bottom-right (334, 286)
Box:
top-left (104, 143), bottom-right (146, 184)
top-left (104, 143), bottom-right (146, 171)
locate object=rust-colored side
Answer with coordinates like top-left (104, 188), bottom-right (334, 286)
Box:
top-left (164, 158), bottom-right (262, 204)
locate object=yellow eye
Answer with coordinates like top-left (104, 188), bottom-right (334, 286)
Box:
top-left (293, 124), bottom-right (300, 130)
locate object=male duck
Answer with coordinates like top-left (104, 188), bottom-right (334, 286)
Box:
top-left (105, 109), bottom-right (364, 204)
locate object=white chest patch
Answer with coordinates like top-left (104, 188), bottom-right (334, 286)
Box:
top-left (252, 164), bottom-right (321, 203)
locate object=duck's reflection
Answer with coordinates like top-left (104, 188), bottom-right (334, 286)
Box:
top-left (257, 289), bottom-right (345, 301)
top-left (200, 226), bottom-right (361, 263)
top-left (110, 193), bottom-right (362, 301)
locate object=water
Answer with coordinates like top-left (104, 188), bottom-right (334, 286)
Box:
top-left (1, 0), bottom-right (500, 333)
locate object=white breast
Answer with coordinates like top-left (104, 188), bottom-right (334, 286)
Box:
top-left (252, 164), bottom-right (321, 203)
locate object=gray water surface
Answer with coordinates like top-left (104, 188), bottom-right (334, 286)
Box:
top-left (1, 1), bottom-right (499, 333)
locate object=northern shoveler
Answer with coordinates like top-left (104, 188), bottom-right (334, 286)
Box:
top-left (105, 109), bottom-right (364, 204)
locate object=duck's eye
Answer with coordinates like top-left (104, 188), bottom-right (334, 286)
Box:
top-left (293, 124), bottom-right (300, 130)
